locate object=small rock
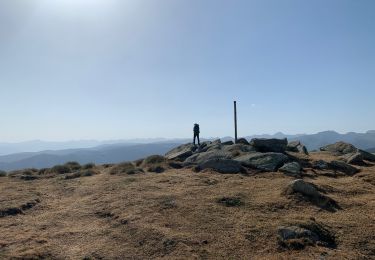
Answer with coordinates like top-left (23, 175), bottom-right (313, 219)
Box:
top-left (312, 160), bottom-right (330, 170)
top-left (285, 179), bottom-right (320, 198)
top-left (278, 225), bottom-right (319, 242)
top-left (165, 143), bottom-right (197, 160)
top-left (279, 162), bottom-right (302, 176)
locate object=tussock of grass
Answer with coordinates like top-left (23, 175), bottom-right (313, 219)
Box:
top-left (142, 155), bottom-right (165, 166)
top-left (110, 162), bottom-right (144, 175)
top-left (65, 169), bottom-right (100, 180)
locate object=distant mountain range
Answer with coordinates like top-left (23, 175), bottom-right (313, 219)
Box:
top-left (0, 143), bottom-right (183, 171)
top-left (1, 130), bottom-right (375, 171)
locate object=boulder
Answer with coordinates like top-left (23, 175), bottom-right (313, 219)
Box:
top-left (236, 138), bottom-right (250, 145)
top-left (359, 149), bottom-right (375, 162)
top-left (222, 140), bottom-right (234, 146)
top-left (235, 152), bottom-right (288, 172)
top-left (250, 138), bottom-right (288, 153)
top-left (320, 142), bottom-right (357, 155)
top-left (328, 160), bottom-right (359, 176)
top-left (287, 141), bottom-right (309, 155)
top-left (279, 162), bottom-right (302, 176)
top-left (222, 144), bottom-right (256, 154)
top-left (184, 150), bottom-right (232, 165)
top-left (341, 152), bottom-right (364, 165)
top-left (312, 160), bottom-right (330, 170)
top-left (285, 179), bottom-right (321, 198)
top-left (198, 159), bottom-right (242, 174)
top-left (165, 143), bottom-right (197, 160)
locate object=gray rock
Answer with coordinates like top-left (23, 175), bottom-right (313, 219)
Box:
top-left (222, 144), bottom-right (256, 154)
top-left (341, 152), bottom-right (364, 165)
top-left (198, 159), bottom-right (242, 174)
top-left (222, 140), bottom-right (234, 146)
top-left (287, 141), bottom-right (309, 155)
top-left (279, 162), bottom-right (302, 176)
top-left (359, 149), bottom-right (375, 162)
top-left (278, 226), bottom-right (319, 242)
top-left (312, 160), bottom-right (330, 170)
top-left (211, 139), bottom-right (222, 145)
top-left (184, 150), bottom-right (232, 165)
top-left (165, 143), bottom-right (197, 160)
top-left (235, 152), bottom-right (288, 172)
top-left (250, 138), bottom-right (288, 153)
top-left (320, 142), bottom-right (357, 155)
top-left (328, 160), bottom-right (359, 176)
top-left (285, 179), bottom-right (321, 198)
top-left (236, 138), bottom-right (249, 145)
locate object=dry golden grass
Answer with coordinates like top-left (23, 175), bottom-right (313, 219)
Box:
top-left (0, 156), bottom-right (374, 259)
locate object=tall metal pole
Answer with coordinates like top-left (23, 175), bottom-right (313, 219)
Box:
top-left (234, 101), bottom-right (238, 143)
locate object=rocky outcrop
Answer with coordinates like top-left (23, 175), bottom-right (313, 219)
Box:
top-left (165, 143), bottom-right (197, 161)
top-left (235, 152), bottom-right (288, 171)
top-left (250, 138), bottom-right (287, 153)
top-left (285, 179), bottom-right (321, 198)
top-left (278, 221), bottom-right (336, 249)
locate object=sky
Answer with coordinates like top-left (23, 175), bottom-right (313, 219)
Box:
top-left (0, 0), bottom-right (374, 142)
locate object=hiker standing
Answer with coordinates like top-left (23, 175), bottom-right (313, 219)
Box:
top-left (193, 123), bottom-right (200, 145)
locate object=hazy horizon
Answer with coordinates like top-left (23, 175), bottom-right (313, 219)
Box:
top-left (1, 0), bottom-right (374, 142)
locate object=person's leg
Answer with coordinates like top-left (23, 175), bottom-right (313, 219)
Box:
top-left (193, 133), bottom-right (196, 145)
top-left (197, 134), bottom-right (200, 145)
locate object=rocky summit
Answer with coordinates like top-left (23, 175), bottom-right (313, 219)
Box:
top-left (0, 138), bottom-right (374, 259)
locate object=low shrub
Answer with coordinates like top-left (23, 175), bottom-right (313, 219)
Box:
top-left (51, 165), bottom-right (71, 174)
top-left (217, 196), bottom-right (243, 207)
top-left (83, 163), bottom-right (95, 169)
top-left (64, 161), bottom-right (81, 171)
top-left (142, 155), bottom-right (165, 166)
top-left (0, 170), bottom-right (7, 177)
top-left (147, 165), bottom-right (165, 173)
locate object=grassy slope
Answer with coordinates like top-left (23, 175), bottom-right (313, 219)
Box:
top-left (0, 153), bottom-right (374, 259)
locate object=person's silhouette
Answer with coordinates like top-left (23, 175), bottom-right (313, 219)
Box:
top-left (193, 123), bottom-right (200, 145)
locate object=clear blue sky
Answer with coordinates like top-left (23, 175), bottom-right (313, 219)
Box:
top-left (0, 0), bottom-right (374, 141)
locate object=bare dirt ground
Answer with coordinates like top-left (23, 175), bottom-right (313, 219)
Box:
top-left (0, 153), bottom-right (374, 259)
